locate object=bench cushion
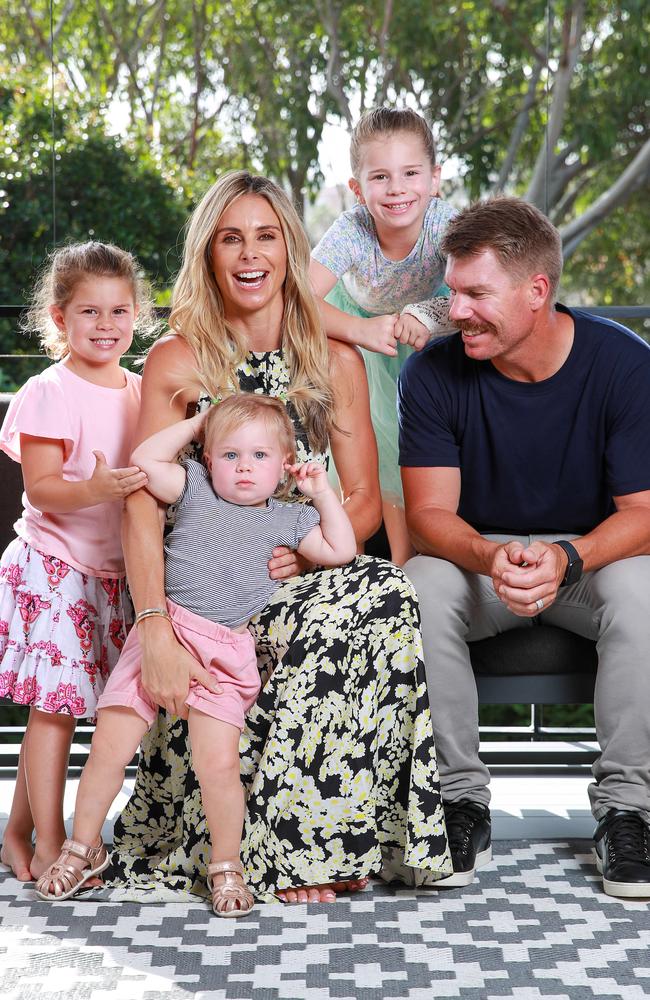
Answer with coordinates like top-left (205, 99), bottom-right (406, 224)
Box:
top-left (469, 625), bottom-right (597, 677)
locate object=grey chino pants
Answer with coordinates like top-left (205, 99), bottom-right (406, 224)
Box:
top-left (405, 534), bottom-right (650, 822)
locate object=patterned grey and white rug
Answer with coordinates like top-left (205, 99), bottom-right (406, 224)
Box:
top-left (2, 841), bottom-right (650, 999)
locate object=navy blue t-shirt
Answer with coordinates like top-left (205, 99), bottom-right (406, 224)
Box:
top-left (398, 306), bottom-right (650, 535)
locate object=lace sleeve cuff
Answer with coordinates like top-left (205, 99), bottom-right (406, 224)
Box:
top-left (400, 297), bottom-right (458, 337)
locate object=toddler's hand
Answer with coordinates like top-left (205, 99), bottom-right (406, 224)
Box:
top-left (88, 450), bottom-right (148, 504)
top-left (191, 408), bottom-right (210, 440)
top-left (285, 461), bottom-right (331, 499)
top-left (356, 314), bottom-right (399, 356)
top-left (393, 313), bottom-right (429, 351)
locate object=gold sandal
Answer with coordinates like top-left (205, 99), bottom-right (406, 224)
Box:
top-left (35, 838), bottom-right (109, 901)
top-left (207, 859), bottom-right (254, 918)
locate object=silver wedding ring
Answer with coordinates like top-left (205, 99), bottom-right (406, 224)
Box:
top-left (535, 598), bottom-right (544, 611)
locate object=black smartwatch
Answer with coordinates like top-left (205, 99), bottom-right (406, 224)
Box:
top-left (554, 539), bottom-right (583, 587)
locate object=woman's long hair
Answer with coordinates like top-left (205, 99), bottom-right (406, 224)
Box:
top-left (170, 171), bottom-right (334, 452)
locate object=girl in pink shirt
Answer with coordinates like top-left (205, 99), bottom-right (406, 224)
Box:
top-left (0, 242), bottom-right (154, 883)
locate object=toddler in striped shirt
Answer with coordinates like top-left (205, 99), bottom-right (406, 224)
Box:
top-left (36, 393), bottom-right (355, 917)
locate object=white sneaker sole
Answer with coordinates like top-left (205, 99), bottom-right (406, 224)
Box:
top-left (595, 851), bottom-right (650, 898)
top-left (428, 846), bottom-right (493, 889)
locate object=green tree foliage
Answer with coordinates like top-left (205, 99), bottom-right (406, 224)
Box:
top-left (563, 190), bottom-right (649, 310)
top-left (311, 1), bottom-right (648, 261)
top-left (0, 79), bottom-right (188, 389)
top-left (213, 0), bottom-right (327, 209)
top-left (0, 1), bottom-right (647, 297)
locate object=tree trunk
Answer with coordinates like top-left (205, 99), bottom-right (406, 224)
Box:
top-left (560, 139), bottom-right (650, 257)
top-left (526, 0), bottom-right (585, 211)
top-left (493, 62), bottom-right (543, 193)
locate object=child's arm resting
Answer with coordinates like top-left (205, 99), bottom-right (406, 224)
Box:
top-left (309, 259), bottom-right (360, 348)
top-left (131, 412), bottom-right (207, 505)
top-left (289, 462), bottom-right (357, 567)
top-left (396, 296), bottom-right (458, 349)
top-left (21, 434), bottom-right (148, 512)
top-left (309, 259), bottom-right (399, 356)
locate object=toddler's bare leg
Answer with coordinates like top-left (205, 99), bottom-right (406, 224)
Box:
top-left (189, 709), bottom-right (255, 915)
top-left (72, 707), bottom-right (147, 849)
top-left (22, 708), bottom-right (76, 879)
top-left (188, 709), bottom-right (244, 862)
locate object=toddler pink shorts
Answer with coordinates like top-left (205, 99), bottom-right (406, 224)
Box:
top-left (97, 599), bottom-right (261, 731)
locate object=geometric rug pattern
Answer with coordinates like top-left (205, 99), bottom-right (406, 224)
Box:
top-left (2, 841), bottom-right (650, 999)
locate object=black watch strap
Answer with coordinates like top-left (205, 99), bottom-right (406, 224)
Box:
top-left (554, 539), bottom-right (583, 587)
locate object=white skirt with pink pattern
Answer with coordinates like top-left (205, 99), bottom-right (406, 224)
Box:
top-left (0, 538), bottom-right (133, 718)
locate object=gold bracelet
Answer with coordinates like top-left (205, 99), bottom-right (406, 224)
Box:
top-left (134, 607), bottom-right (171, 627)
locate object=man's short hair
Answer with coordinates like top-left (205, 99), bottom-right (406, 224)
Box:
top-left (441, 197), bottom-right (563, 301)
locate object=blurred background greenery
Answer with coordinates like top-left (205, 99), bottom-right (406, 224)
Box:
top-left (1, 0), bottom-right (648, 390)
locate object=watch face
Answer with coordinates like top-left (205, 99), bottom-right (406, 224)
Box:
top-left (565, 558), bottom-right (583, 586)
top-left (556, 541), bottom-right (583, 587)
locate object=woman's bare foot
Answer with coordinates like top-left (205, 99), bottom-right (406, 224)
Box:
top-left (0, 834), bottom-right (34, 881)
top-left (277, 884), bottom-right (337, 904)
top-left (331, 877), bottom-right (370, 893)
top-left (277, 877), bottom-right (369, 903)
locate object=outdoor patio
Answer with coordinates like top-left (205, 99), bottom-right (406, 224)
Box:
top-left (4, 767), bottom-right (650, 999)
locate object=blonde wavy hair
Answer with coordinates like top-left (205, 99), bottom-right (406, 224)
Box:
top-left (22, 241), bottom-right (158, 359)
top-left (170, 171), bottom-right (334, 453)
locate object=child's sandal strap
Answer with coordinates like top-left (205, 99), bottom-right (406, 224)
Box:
top-left (207, 859), bottom-right (245, 879)
top-left (35, 838), bottom-right (109, 901)
top-left (60, 838), bottom-right (106, 864)
top-left (207, 859), bottom-right (254, 918)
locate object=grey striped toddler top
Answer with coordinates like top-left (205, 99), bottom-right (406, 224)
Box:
top-left (164, 459), bottom-right (321, 628)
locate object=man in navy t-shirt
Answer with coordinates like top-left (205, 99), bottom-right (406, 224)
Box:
top-left (398, 197), bottom-right (650, 899)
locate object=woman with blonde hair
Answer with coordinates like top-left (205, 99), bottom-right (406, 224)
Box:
top-left (108, 170), bottom-right (451, 902)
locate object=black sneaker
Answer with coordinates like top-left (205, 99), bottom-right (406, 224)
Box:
top-left (434, 799), bottom-right (492, 888)
top-left (594, 809), bottom-right (650, 898)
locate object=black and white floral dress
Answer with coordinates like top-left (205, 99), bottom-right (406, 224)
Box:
top-left (108, 350), bottom-right (451, 900)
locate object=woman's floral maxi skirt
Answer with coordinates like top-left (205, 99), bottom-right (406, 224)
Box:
top-left (108, 556), bottom-right (451, 900)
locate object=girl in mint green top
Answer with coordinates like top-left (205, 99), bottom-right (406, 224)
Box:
top-left (310, 107), bottom-right (457, 564)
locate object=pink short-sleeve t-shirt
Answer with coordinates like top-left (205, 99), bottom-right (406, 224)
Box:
top-left (0, 362), bottom-right (141, 578)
